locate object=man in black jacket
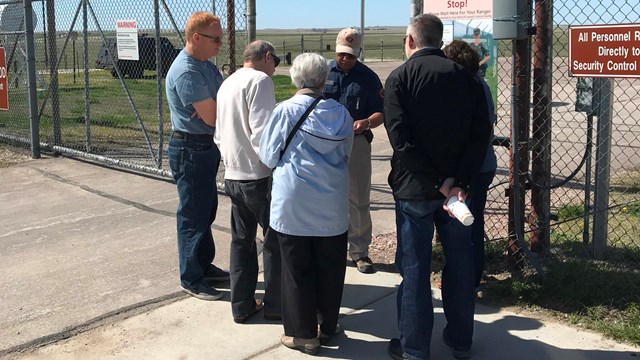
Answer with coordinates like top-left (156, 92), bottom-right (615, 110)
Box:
top-left (384, 14), bottom-right (490, 360)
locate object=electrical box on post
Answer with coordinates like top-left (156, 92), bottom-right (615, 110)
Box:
top-left (493, 0), bottom-right (528, 40)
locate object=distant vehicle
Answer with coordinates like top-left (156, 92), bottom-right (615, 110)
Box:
top-left (95, 35), bottom-right (182, 79)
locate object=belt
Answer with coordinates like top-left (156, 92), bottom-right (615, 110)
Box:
top-left (171, 131), bottom-right (213, 142)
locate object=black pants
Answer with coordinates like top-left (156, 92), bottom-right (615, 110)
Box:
top-left (225, 178), bottom-right (281, 317)
top-left (276, 230), bottom-right (347, 339)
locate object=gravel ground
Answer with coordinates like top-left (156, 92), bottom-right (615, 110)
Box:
top-left (0, 144), bottom-right (31, 168)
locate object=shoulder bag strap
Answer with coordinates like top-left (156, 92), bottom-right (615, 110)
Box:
top-left (278, 96), bottom-right (322, 162)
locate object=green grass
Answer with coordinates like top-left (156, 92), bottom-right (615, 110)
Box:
top-left (556, 203), bottom-right (586, 221)
top-left (475, 190), bottom-right (640, 346)
top-left (272, 75), bottom-right (296, 102)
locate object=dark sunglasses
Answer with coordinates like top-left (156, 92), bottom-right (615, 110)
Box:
top-left (402, 34), bottom-right (409, 45)
top-left (196, 32), bottom-right (222, 44)
top-left (268, 52), bottom-right (280, 67)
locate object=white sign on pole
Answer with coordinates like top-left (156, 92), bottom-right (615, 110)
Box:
top-left (424, 0), bottom-right (492, 20)
top-left (116, 19), bottom-right (139, 61)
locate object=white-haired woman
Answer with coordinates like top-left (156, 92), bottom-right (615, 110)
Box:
top-left (259, 53), bottom-right (353, 355)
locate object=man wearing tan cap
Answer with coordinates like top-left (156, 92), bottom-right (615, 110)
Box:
top-left (323, 27), bottom-right (384, 274)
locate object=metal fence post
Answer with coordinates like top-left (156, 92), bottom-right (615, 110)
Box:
top-left (592, 78), bottom-right (614, 259)
top-left (24, 0), bottom-right (39, 158)
top-left (154, 0), bottom-right (164, 169)
top-left (246, 0), bottom-right (255, 42)
top-left (83, 0), bottom-right (91, 152)
top-left (227, 0), bottom-right (236, 74)
top-left (46, 0), bottom-right (61, 145)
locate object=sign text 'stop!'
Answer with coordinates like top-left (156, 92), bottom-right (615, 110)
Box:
top-left (569, 24), bottom-right (640, 78)
top-left (424, 0), bottom-right (492, 20)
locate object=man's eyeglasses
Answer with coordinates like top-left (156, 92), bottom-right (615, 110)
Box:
top-left (196, 32), bottom-right (222, 44)
top-left (268, 52), bottom-right (280, 67)
top-left (402, 35), bottom-right (409, 45)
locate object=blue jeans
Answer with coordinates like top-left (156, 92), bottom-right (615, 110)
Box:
top-left (395, 199), bottom-right (475, 360)
top-left (469, 170), bottom-right (496, 288)
top-left (225, 177), bottom-right (281, 318)
top-left (169, 138), bottom-right (220, 287)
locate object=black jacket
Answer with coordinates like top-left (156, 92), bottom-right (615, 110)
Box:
top-left (383, 48), bottom-right (490, 200)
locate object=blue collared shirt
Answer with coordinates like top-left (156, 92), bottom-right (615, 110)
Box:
top-left (323, 60), bottom-right (383, 121)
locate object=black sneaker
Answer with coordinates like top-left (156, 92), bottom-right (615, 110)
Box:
top-left (443, 332), bottom-right (471, 359)
top-left (352, 256), bottom-right (376, 274)
top-left (203, 264), bottom-right (230, 282)
top-left (181, 282), bottom-right (223, 301)
top-left (388, 338), bottom-right (409, 360)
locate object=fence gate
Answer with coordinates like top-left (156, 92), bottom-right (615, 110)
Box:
top-left (0, 0), bottom-right (247, 179)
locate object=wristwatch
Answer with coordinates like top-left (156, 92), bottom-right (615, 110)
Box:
top-left (364, 118), bottom-right (371, 130)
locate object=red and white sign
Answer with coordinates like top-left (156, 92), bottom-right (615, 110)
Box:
top-left (424, 0), bottom-right (492, 20)
top-left (0, 47), bottom-right (8, 111)
top-left (569, 24), bottom-right (640, 78)
top-left (116, 19), bottom-right (139, 61)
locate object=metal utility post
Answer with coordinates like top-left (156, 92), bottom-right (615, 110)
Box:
top-left (360, 0), bottom-right (364, 62)
top-left (24, 0), bottom-right (39, 158)
top-left (592, 78), bottom-right (614, 259)
top-left (410, 0), bottom-right (423, 17)
top-left (246, 0), bottom-right (256, 43)
top-left (47, 0), bottom-right (61, 144)
top-left (508, 7), bottom-right (532, 264)
top-left (530, 0), bottom-right (553, 254)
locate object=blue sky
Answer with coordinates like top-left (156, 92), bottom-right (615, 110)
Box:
top-left (25, 0), bottom-right (640, 32)
top-left (256, 0), bottom-right (640, 29)
top-left (256, 0), bottom-right (411, 29)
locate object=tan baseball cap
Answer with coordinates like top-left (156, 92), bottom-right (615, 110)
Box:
top-left (336, 27), bottom-right (362, 56)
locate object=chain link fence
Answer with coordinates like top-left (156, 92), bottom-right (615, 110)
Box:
top-left (0, 0), bottom-right (247, 178)
top-left (484, 0), bottom-right (640, 304)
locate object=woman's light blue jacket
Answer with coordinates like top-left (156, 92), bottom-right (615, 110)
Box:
top-left (259, 94), bottom-right (354, 237)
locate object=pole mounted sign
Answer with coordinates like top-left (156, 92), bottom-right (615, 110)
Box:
top-left (0, 47), bottom-right (8, 110)
top-left (424, 0), bottom-right (492, 20)
top-left (569, 23), bottom-right (640, 78)
top-left (116, 19), bottom-right (139, 61)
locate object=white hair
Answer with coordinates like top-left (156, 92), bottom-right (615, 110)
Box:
top-left (289, 53), bottom-right (329, 90)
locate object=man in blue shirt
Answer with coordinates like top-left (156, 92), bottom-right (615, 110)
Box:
top-left (323, 28), bottom-right (384, 274)
top-left (165, 11), bottom-right (229, 301)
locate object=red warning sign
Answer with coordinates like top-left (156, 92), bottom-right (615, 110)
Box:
top-left (0, 48), bottom-right (8, 110)
top-left (569, 24), bottom-right (640, 78)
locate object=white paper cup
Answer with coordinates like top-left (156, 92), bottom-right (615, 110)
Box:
top-left (447, 197), bottom-right (475, 226)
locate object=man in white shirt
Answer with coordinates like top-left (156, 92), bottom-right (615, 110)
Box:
top-left (214, 40), bottom-right (281, 323)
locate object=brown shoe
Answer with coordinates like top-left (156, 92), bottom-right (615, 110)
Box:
top-left (280, 334), bottom-right (320, 354)
top-left (352, 257), bottom-right (376, 274)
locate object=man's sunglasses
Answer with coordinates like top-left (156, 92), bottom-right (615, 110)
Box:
top-left (268, 52), bottom-right (280, 67)
top-left (196, 32), bottom-right (222, 44)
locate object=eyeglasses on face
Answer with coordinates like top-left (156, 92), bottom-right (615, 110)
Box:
top-left (267, 52), bottom-right (280, 67)
top-left (196, 32), bottom-right (222, 44)
top-left (402, 34), bottom-right (409, 45)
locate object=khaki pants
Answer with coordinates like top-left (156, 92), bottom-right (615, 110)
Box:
top-left (348, 134), bottom-right (372, 260)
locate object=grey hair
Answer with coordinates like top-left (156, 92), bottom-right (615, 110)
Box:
top-left (243, 40), bottom-right (275, 62)
top-left (408, 13), bottom-right (443, 48)
top-left (289, 53), bottom-right (329, 90)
